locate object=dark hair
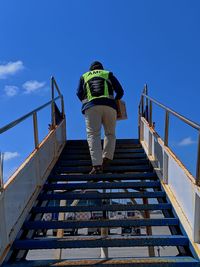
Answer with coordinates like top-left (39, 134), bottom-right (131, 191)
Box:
top-left (90, 61), bottom-right (104, 71)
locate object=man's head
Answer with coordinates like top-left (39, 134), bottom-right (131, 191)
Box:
top-left (90, 61), bottom-right (104, 71)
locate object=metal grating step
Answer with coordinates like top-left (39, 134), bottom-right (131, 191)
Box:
top-left (43, 181), bottom-right (161, 191)
top-left (13, 235), bottom-right (189, 250)
top-left (56, 165), bottom-right (152, 174)
top-left (4, 257), bottom-right (199, 267)
top-left (23, 218), bottom-right (179, 230)
top-left (31, 203), bottom-right (172, 214)
top-left (66, 138), bottom-right (140, 145)
top-left (37, 191), bottom-right (166, 201)
top-left (62, 148), bottom-right (145, 154)
top-left (61, 152), bottom-right (147, 160)
top-left (49, 172), bottom-right (157, 182)
top-left (59, 159), bottom-right (149, 167)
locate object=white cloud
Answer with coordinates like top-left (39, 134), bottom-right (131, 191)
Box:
top-left (178, 137), bottom-right (196, 146)
top-left (4, 85), bottom-right (19, 97)
top-left (23, 80), bottom-right (46, 94)
top-left (3, 152), bottom-right (20, 161)
top-left (0, 61), bottom-right (24, 79)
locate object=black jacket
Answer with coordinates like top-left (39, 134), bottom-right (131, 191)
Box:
top-left (77, 71), bottom-right (124, 114)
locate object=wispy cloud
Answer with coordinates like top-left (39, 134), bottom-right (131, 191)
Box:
top-left (23, 80), bottom-right (46, 94)
top-left (178, 137), bottom-right (196, 146)
top-left (0, 61), bottom-right (24, 79)
top-left (4, 85), bottom-right (19, 97)
top-left (4, 152), bottom-right (20, 161)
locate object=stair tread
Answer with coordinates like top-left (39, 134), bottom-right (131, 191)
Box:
top-left (24, 218), bottom-right (179, 230)
top-left (13, 235), bottom-right (189, 249)
top-left (63, 148), bottom-right (144, 154)
top-left (49, 172), bottom-right (157, 181)
top-left (31, 203), bottom-right (172, 214)
top-left (38, 191), bottom-right (166, 200)
top-left (4, 257), bottom-right (199, 267)
top-left (61, 153), bottom-right (147, 160)
top-left (57, 165), bottom-right (152, 174)
top-left (44, 181), bottom-right (160, 191)
top-left (59, 159), bottom-right (148, 167)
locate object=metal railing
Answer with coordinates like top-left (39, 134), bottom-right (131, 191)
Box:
top-left (0, 77), bottom-right (65, 186)
top-left (139, 84), bottom-right (200, 186)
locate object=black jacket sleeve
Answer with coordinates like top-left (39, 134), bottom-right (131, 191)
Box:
top-left (76, 77), bottom-right (84, 101)
top-left (109, 72), bottom-right (124, 99)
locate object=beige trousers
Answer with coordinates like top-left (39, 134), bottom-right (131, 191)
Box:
top-left (85, 105), bottom-right (117, 166)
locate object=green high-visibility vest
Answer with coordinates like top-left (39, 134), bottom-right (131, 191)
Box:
top-left (82, 70), bottom-right (110, 102)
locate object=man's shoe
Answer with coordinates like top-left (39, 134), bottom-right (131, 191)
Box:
top-left (102, 157), bottom-right (112, 168)
top-left (89, 165), bottom-right (103, 175)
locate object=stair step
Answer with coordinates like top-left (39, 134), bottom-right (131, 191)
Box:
top-left (59, 159), bottom-right (149, 167)
top-left (61, 152), bottom-right (147, 160)
top-left (63, 148), bottom-right (144, 155)
top-left (5, 257), bottom-right (199, 267)
top-left (49, 172), bottom-right (157, 182)
top-left (64, 143), bottom-right (142, 149)
top-left (44, 181), bottom-right (161, 191)
top-left (38, 191), bottom-right (166, 201)
top-left (31, 203), bottom-right (172, 214)
top-left (56, 165), bottom-right (152, 174)
top-left (23, 218), bottom-right (179, 230)
top-left (13, 235), bottom-right (189, 250)
top-left (66, 139), bottom-right (140, 145)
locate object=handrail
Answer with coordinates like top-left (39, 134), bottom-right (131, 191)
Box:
top-left (0, 77), bottom-right (65, 188)
top-left (138, 84), bottom-right (200, 185)
top-left (0, 96), bottom-right (60, 135)
top-left (142, 94), bottom-right (200, 131)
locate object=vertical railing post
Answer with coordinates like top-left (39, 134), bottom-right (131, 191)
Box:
top-left (0, 153), bottom-right (4, 190)
top-left (144, 84), bottom-right (148, 121)
top-left (33, 112), bottom-right (39, 149)
top-left (149, 100), bottom-right (153, 127)
top-left (51, 77), bottom-right (56, 128)
top-left (61, 95), bottom-right (65, 118)
top-left (138, 105), bottom-right (141, 141)
top-left (196, 131), bottom-right (200, 186)
top-left (141, 95), bottom-right (144, 116)
top-left (164, 111), bottom-right (169, 146)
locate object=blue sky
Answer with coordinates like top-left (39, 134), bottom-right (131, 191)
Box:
top-left (0, 0), bottom-right (200, 180)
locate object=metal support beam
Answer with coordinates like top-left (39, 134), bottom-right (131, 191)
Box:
top-left (196, 131), bottom-right (200, 186)
top-left (51, 77), bottom-right (56, 128)
top-left (101, 189), bottom-right (109, 259)
top-left (164, 111), bottom-right (169, 146)
top-left (0, 153), bottom-right (4, 190)
top-left (33, 112), bottom-right (39, 149)
top-left (143, 195), bottom-right (155, 257)
top-left (149, 100), bottom-right (153, 127)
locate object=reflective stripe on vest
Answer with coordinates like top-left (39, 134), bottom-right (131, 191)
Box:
top-left (82, 70), bottom-right (111, 102)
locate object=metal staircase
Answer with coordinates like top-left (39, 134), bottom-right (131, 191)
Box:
top-left (3, 139), bottom-right (200, 266)
top-left (1, 79), bottom-right (200, 266)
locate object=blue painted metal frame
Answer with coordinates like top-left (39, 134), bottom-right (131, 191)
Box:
top-left (23, 218), bottom-right (179, 230)
top-left (44, 181), bottom-right (161, 191)
top-left (13, 236), bottom-right (189, 250)
top-left (49, 172), bottom-right (157, 181)
top-left (38, 191), bottom-right (166, 200)
top-left (31, 203), bottom-right (172, 214)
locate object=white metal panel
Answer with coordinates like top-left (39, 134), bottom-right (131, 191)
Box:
top-left (0, 193), bottom-right (8, 260)
top-left (140, 117), bottom-right (200, 247)
top-left (0, 119), bottom-right (66, 264)
top-left (38, 134), bottom-right (56, 182)
top-left (143, 120), bottom-right (149, 147)
top-left (153, 136), bottom-right (164, 173)
top-left (55, 120), bottom-right (66, 155)
top-left (4, 156), bottom-right (38, 236)
top-left (168, 156), bottom-right (195, 227)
